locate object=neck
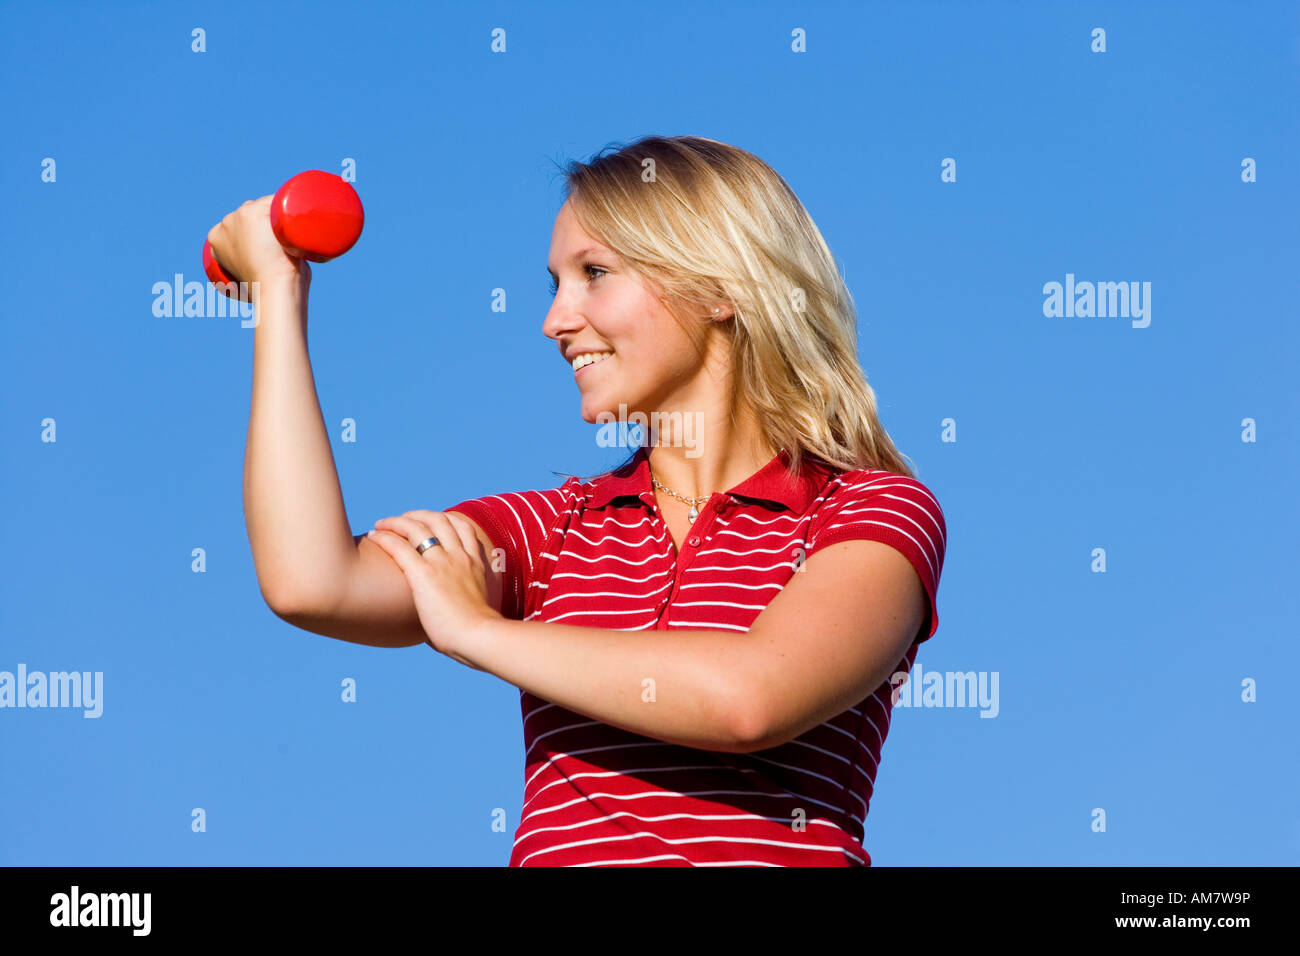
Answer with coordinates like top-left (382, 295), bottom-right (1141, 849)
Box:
top-left (645, 405), bottom-right (777, 499)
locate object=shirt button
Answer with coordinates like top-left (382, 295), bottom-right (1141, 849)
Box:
top-left (687, 535), bottom-right (701, 547)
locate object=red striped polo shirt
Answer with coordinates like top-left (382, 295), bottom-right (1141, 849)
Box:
top-left (447, 445), bottom-right (946, 866)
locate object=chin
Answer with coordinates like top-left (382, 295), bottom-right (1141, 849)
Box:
top-left (580, 394), bottom-right (615, 425)
top-left (580, 385), bottom-right (644, 427)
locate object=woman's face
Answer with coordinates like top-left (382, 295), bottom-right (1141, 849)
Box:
top-left (543, 200), bottom-right (719, 426)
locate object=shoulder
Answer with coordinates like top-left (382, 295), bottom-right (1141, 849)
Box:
top-left (819, 469), bottom-right (944, 523)
top-left (809, 468), bottom-right (947, 563)
top-left (493, 480), bottom-right (582, 516)
top-left (445, 477), bottom-right (582, 539)
top-left (807, 468), bottom-right (949, 642)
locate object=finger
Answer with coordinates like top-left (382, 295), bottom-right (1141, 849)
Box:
top-left (365, 528), bottom-right (427, 576)
top-left (444, 513), bottom-right (485, 559)
top-left (382, 510), bottom-right (474, 561)
top-left (419, 511), bottom-right (478, 563)
top-left (403, 510), bottom-right (479, 558)
top-left (372, 514), bottom-right (437, 550)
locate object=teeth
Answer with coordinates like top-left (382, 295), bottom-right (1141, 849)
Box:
top-left (572, 351), bottom-right (613, 371)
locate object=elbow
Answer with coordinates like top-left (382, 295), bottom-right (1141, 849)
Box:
top-left (252, 558), bottom-right (312, 620)
top-left (260, 577), bottom-right (322, 624)
top-left (725, 693), bottom-right (777, 755)
top-left (720, 655), bottom-right (787, 754)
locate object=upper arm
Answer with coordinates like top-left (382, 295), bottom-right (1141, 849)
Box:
top-left (733, 472), bottom-right (947, 751)
top-left (444, 488), bottom-right (572, 621)
top-left (735, 539), bottom-right (929, 751)
top-left (276, 485), bottom-right (567, 644)
top-left (274, 515), bottom-right (505, 649)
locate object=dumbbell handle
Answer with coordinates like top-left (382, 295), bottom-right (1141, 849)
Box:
top-left (203, 170), bottom-right (364, 288)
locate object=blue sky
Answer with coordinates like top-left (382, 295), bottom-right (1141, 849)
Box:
top-left (1, 0), bottom-right (1296, 866)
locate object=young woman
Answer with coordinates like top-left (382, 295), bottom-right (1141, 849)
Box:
top-left (211, 134), bottom-right (947, 866)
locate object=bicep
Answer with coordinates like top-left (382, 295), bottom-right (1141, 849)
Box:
top-left (276, 517), bottom-right (505, 648)
top-left (342, 514), bottom-right (505, 629)
top-left (738, 539), bottom-right (927, 750)
top-left (274, 533), bottom-right (427, 647)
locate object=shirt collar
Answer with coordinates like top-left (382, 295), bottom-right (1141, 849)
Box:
top-left (583, 445), bottom-right (835, 514)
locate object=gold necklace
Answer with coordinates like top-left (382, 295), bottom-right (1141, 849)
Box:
top-left (650, 474), bottom-right (710, 522)
top-left (648, 447), bottom-right (785, 521)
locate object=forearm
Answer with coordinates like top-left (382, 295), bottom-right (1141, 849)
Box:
top-left (243, 277), bottom-right (356, 610)
top-left (454, 617), bottom-right (758, 753)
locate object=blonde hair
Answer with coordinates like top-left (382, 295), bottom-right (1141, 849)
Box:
top-left (555, 134), bottom-right (916, 480)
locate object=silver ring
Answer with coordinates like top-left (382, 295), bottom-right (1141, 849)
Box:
top-left (415, 536), bottom-right (440, 554)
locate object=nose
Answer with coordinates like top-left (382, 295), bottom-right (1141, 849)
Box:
top-left (542, 293), bottom-right (585, 345)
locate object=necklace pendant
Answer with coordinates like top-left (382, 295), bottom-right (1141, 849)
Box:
top-left (688, 504), bottom-right (699, 522)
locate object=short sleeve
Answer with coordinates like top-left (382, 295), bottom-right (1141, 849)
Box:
top-left (445, 484), bottom-right (575, 620)
top-left (806, 472), bottom-right (948, 644)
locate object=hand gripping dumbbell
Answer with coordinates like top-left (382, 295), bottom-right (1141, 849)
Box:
top-left (203, 170), bottom-right (364, 295)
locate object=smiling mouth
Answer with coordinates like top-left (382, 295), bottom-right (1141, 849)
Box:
top-left (572, 351), bottom-right (614, 374)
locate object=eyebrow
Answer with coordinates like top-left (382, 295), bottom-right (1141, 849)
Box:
top-left (546, 246), bottom-right (604, 281)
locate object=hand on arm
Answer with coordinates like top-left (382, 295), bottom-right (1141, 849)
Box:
top-left (365, 510), bottom-right (504, 668)
top-left (368, 512), bottom-right (926, 755)
top-left (366, 509), bottom-right (752, 750)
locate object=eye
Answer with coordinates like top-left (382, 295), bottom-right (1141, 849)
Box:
top-left (548, 263), bottom-right (607, 297)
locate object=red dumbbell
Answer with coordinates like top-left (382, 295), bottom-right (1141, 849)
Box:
top-left (203, 170), bottom-right (364, 294)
